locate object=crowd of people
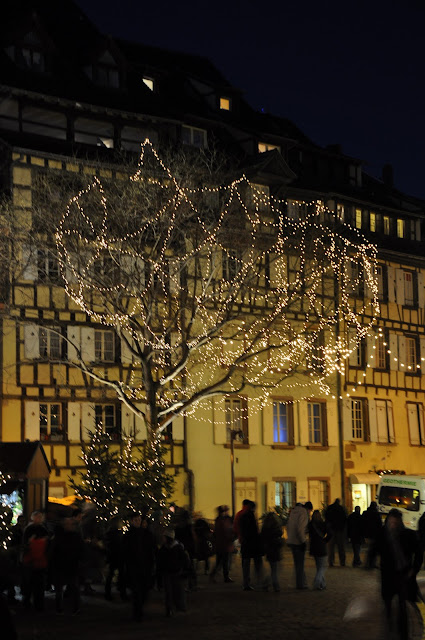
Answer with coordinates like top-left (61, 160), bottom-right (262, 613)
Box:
top-left (0, 498), bottom-right (424, 640)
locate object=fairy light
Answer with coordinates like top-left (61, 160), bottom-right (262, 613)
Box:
top-left (54, 139), bottom-right (381, 435)
top-left (0, 471), bottom-right (13, 549)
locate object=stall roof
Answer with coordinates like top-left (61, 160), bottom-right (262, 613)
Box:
top-left (0, 441), bottom-right (51, 477)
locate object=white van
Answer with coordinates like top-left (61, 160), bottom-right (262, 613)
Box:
top-left (376, 475), bottom-right (425, 531)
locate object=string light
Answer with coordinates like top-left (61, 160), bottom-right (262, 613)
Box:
top-left (55, 139), bottom-right (380, 435)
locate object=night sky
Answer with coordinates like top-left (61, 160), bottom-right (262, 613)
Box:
top-left (75, 0), bottom-right (425, 200)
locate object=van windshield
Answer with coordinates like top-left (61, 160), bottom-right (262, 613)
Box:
top-left (378, 486), bottom-right (420, 512)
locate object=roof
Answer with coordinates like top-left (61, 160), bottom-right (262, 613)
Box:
top-left (0, 441), bottom-right (51, 475)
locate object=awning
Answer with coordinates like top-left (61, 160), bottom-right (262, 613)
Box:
top-left (349, 473), bottom-right (380, 485)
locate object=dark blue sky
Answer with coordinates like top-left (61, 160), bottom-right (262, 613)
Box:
top-left (76, 0), bottom-right (425, 199)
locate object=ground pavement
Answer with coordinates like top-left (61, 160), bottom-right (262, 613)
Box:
top-left (11, 548), bottom-right (425, 640)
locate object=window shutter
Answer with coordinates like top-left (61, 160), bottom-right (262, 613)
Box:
top-left (395, 269), bottom-right (405, 305)
top-left (387, 266), bottom-right (396, 303)
top-left (22, 245), bottom-right (37, 281)
top-left (24, 324), bottom-right (40, 359)
top-left (389, 333), bottom-right (398, 370)
top-left (247, 398), bottom-right (258, 445)
top-left (121, 332), bottom-right (134, 364)
top-left (25, 401), bottom-right (40, 440)
top-left (342, 398), bottom-right (353, 441)
top-left (321, 403), bottom-right (328, 446)
top-left (363, 399), bottom-right (370, 442)
top-left (288, 404), bottom-right (295, 445)
top-left (172, 415), bottom-right (184, 441)
top-left (67, 326), bottom-right (81, 362)
top-left (81, 327), bottom-right (95, 362)
top-left (299, 401), bottom-right (309, 446)
top-left (366, 333), bottom-right (376, 368)
top-left (420, 337), bottom-right (425, 375)
top-left (67, 402), bottom-right (81, 442)
top-left (407, 403), bottom-right (421, 445)
top-left (266, 481), bottom-right (276, 511)
top-left (368, 398), bottom-right (377, 442)
top-left (418, 272), bottom-right (424, 308)
top-left (387, 402), bottom-right (395, 443)
top-left (81, 403), bottom-right (95, 441)
top-left (134, 403), bottom-right (147, 440)
top-left (121, 405), bottom-right (134, 438)
top-left (398, 336), bottom-right (406, 370)
top-left (213, 398), bottom-right (227, 444)
top-left (263, 402), bottom-right (274, 445)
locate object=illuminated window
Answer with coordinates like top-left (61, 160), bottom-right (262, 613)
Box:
top-left (272, 402), bottom-right (294, 444)
top-left (336, 203), bottom-right (345, 221)
top-left (397, 219), bottom-right (405, 238)
top-left (225, 397), bottom-right (248, 443)
top-left (95, 404), bottom-right (120, 440)
top-left (143, 77), bottom-right (154, 91)
top-left (405, 336), bottom-right (417, 371)
top-left (370, 212), bottom-right (376, 232)
top-left (355, 208), bottom-right (362, 229)
top-left (95, 330), bottom-right (115, 362)
top-left (274, 481), bottom-right (296, 509)
top-left (258, 142), bottom-right (281, 153)
top-left (351, 398), bottom-right (368, 441)
top-left (383, 216), bottom-right (390, 234)
top-left (220, 97), bottom-right (230, 110)
top-left (40, 403), bottom-right (64, 441)
top-left (39, 328), bottom-right (61, 359)
top-left (308, 402), bottom-right (327, 445)
top-left (182, 125), bottom-right (207, 148)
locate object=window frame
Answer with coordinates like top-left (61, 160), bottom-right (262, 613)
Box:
top-left (40, 402), bottom-right (64, 442)
top-left (94, 329), bottom-right (116, 363)
top-left (94, 403), bottom-right (121, 440)
top-left (39, 327), bottom-right (62, 359)
top-left (225, 396), bottom-right (248, 444)
top-left (307, 401), bottom-right (328, 446)
top-left (272, 400), bottom-right (294, 445)
top-left (350, 398), bottom-right (369, 441)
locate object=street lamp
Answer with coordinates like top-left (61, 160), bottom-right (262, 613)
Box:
top-left (230, 428), bottom-right (243, 518)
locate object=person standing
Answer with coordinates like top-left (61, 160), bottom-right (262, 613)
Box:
top-left (157, 528), bottom-right (191, 616)
top-left (374, 508), bottom-right (422, 640)
top-left (123, 513), bottom-right (155, 621)
top-left (50, 515), bottom-right (84, 614)
top-left (308, 509), bottom-right (329, 590)
top-left (286, 501), bottom-right (313, 589)
top-left (238, 501), bottom-right (263, 591)
top-left (362, 500), bottom-right (382, 569)
top-left (104, 516), bottom-right (126, 601)
top-left (260, 511), bottom-right (283, 592)
top-left (209, 505), bottom-right (234, 583)
top-left (347, 506), bottom-right (364, 567)
top-left (325, 498), bottom-right (347, 567)
top-left (21, 511), bottom-right (50, 611)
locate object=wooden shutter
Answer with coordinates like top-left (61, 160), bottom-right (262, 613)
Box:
top-left (369, 398), bottom-right (377, 442)
top-left (67, 402), bottom-right (81, 442)
top-left (24, 324), bottom-right (40, 359)
top-left (387, 266), bottom-right (396, 303)
top-left (172, 415), bottom-right (184, 441)
top-left (67, 326), bottom-right (81, 362)
top-left (213, 398), bottom-right (227, 444)
top-left (81, 327), bottom-right (95, 362)
top-left (389, 333), bottom-right (398, 370)
top-left (299, 401), bottom-right (309, 446)
top-left (342, 398), bottom-right (353, 441)
top-left (407, 403), bottom-right (423, 445)
top-left (247, 398), bottom-right (258, 445)
top-left (420, 337), bottom-right (425, 375)
top-left (262, 402), bottom-right (274, 445)
top-left (22, 245), bottom-right (37, 281)
top-left (395, 269), bottom-right (405, 306)
top-left (387, 402), bottom-right (395, 443)
top-left (81, 403), bottom-right (95, 441)
top-left (266, 481), bottom-right (276, 511)
top-left (134, 403), bottom-right (147, 440)
top-left (418, 272), bottom-right (424, 308)
top-left (121, 405), bottom-right (134, 438)
top-left (25, 401), bottom-right (40, 440)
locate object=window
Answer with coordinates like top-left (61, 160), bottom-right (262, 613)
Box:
top-left (370, 212), bottom-right (376, 232)
top-left (225, 397), bottom-right (248, 444)
top-left (274, 481), bottom-right (296, 509)
top-left (40, 403), bottom-right (64, 441)
top-left (95, 330), bottom-right (115, 362)
top-left (39, 328), bottom-right (61, 359)
top-left (272, 402), bottom-right (294, 444)
top-left (375, 264), bottom-right (387, 301)
top-left (287, 200), bottom-right (307, 219)
top-left (258, 142), bottom-right (281, 153)
top-left (350, 262), bottom-right (364, 298)
top-left (383, 216), bottom-right (390, 235)
top-left (379, 485), bottom-right (420, 511)
top-left (349, 328), bottom-right (365, 368)
top-left (222, 249), bottom-right (241, 281)
top-left (143, 77), bottom-right (154, 91)
top-left (251, 184), bottom-right (270, 213)
top-left (375, 331), bottom-right (389, 370)
top-left (397, 219), bottom-right (405, 238)
top-left (407, 403), bottom-right (425, 446)
top-left (37, 249), bottom-right (59, 282)
top-left (376, 399), bottom-right (395, 443)
top-left (220, 97), bottom-right (230, 110)
top-left (21, 47), bottom-right (45, 71)
top-left (75, 118), bottom-right (114, 148)
top-left (351, 398), bottom-right (369, 441)
top-left (405, 336), bottom-right (418, 371)
top-left (336, 203), bottom-right (345, 221)
top-left (308, 402), bottom-right (328, 445)
top-left (355, 208), bottom-right (362, 229)
top-left (182, 125), bottom-right (207, 148)
top-left (403, 271), bottom-right (415, 306)
top-left (95, 404), bottom-right (121, 440)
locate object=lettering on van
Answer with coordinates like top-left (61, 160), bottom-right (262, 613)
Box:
top-left (381, 478), bottom-right (416, 486)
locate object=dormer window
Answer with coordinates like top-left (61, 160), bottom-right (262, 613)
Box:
top-left (143, 77), bottom-right (154, 91)
top-left (258, 142), bottom-right (281, 153)
top-left (5, 44), bottom-right (45, 72)
top-left (86, 50), bottom-right (120, 89)
top-left (220, 97), bottom-right (231, 111)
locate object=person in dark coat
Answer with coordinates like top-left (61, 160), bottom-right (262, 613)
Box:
top-left (308, 509), bottom-right (330, 590)
top-left (325, 498), bottom-right (347, 567)
top-left (260, 511), bottom-right (283, 592)
top-left (193, 516), bottom-right (213, 575)
top-left (173, 508), bottom-right (197, 591)
top-left (157, 528), bottom-right (191, 616)
top-left (123, 513), bottom-right (155, 621)
top-left (104, 516), bottom-right (127, 601)
top-left (209, 505), bottom-right (234, 583)
top-left (21, 511), bottom-right (50, 611)
top-left (238, 501), bottom-right (263, 591)
top-left (362, 500), bottom-right (382, 569)
top-left (347, 506), bottom-right (364, 567)
top-left (374, 508), bottom-right (422, 640)
top-left (49, 515), bottom-right (85, 614)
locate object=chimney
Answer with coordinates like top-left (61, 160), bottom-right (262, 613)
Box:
top-left (382, 164), bottom-right (394, 188)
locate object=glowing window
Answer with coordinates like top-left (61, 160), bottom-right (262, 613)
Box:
top-left (397, 219), bottom-right (405, 238)
top-left (383, 216), bottom-right (390, 234)
top-left (355, 208), bottom-right (362, 229)
top-left (336, 204), bottom-right (344, 221)
top-left (370, 212), bottom-right (376, 232)
top-left (258, 142), bottom-right (281, 153)
top-left (220, 97), bottom-right (230, 110)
